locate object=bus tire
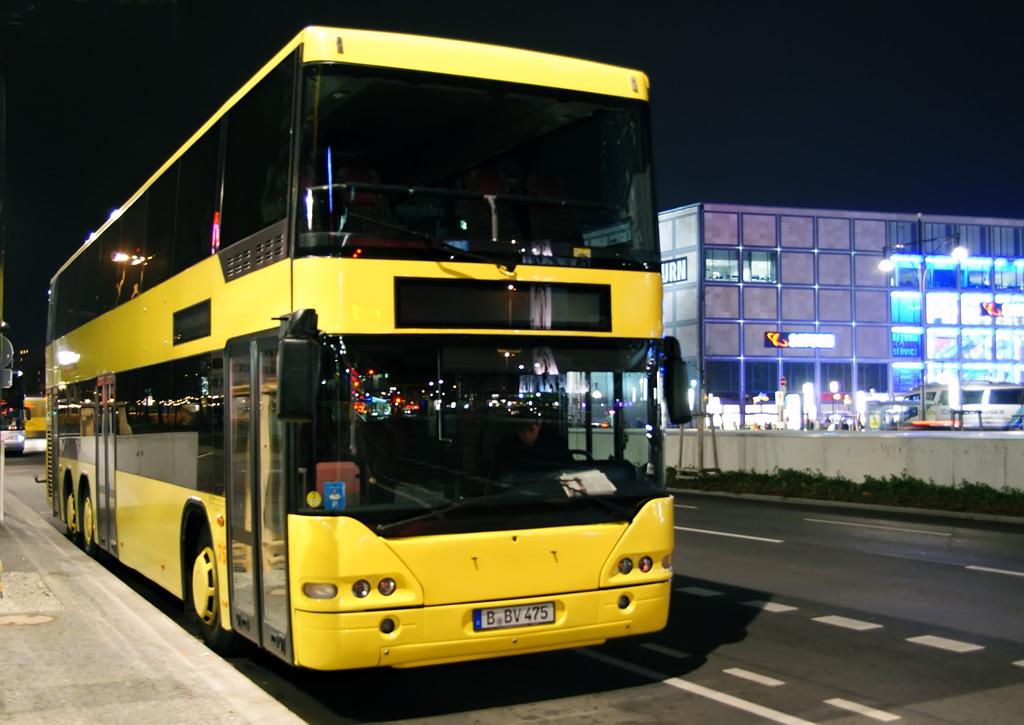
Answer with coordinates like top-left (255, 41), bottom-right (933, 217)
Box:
top-left (79, 484), bottom-right (98, 558)
top-left (188, 527), bottom-right (243, 655)
top-left (64, 487), bottom-right (78, 542)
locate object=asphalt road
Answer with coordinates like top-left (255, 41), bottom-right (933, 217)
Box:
top-left (5, 453), bottom-right (1024, 723)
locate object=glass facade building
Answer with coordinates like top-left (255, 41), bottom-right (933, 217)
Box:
top-left (659, 203), bottom-right (1024, 429)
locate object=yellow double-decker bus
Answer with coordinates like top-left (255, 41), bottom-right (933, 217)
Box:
top-left (45, 27), bottom-right (690, 670)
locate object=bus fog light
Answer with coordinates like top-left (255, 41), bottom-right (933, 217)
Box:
top-left (380, 618), bottom-right (396, 634)
top-left (352, 580), bottom-right (371, 598)
top-left (302, 582), bottom-right (338, 599)
top-left (617, 558), bottom-right (633, 575)
top-left (617, 595), bottom-right (630, 609)
top-left (378, 578), bottom-right (396, 596)
top-left (639, 556), bottom-right (653, 573)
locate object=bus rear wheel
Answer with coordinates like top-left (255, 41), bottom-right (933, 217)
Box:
top-left (64, 491), bottom-right (78, 541)
top-left (80, 488), bottom-right (98, 557)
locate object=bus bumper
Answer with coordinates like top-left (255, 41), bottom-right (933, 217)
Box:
top-left (291, 579), bottom-right (670, 670)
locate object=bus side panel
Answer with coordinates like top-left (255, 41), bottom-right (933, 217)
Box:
top-left (49, 257), bottom-right (292, 383)
top-left (116, 471), bottom-right (225, 600)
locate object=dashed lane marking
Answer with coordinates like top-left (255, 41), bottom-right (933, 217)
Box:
top-left (906, 635), bottom-right (984, 653)
top-left (675, 526), bottom-right (784, 544)
top-left (674, 504), bottom-right (699, 509)
top-left (640, 643), bottom-right (691, 659)
top-left (675, 586), bottom-right (724, 597)
top-left (812, 615), bottom-right (883, 631)
top-left (743, 600), bottom-right (799, 613)
top-left (804, 518), bottom-right (951, 537)
top-left (724, 667), bottom-right (785, 687)
top-left (576, 648), bottom-right (819, 725)
top-left (825, 697), bottom-right (901, 722)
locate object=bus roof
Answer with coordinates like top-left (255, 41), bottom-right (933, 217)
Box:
top-left (53, 27), bottom-right (649, 285)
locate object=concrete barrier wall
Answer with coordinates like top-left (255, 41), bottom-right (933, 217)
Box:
top-left (667, 429), bottom-right (1024, 492)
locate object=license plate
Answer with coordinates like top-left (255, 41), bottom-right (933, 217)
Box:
top-left (473, 602), bottom-right (555, 631)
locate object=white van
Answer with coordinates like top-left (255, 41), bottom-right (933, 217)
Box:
top-left (895, 383), bottom-right (1024, 430)
top-left (960, 384), bottom-right (1024, 429)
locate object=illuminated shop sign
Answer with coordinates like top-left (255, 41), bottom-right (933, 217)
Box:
top-left (981, 301), bottom-right (1024, 318)
top-left (764, 332), bottom-right (836, 349)
top-left (891, 334), bottom-right (922, 358)
top-left (661, 258), bottom-right (688, 284)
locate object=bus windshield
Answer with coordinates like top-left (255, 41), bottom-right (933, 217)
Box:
top-left (295, 335), bottom-right (664, 534)
top-left (295, 64), bottom-right (657, 271)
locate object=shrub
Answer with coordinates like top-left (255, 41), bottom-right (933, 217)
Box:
top-left (666, 467), bottom-right (1024, 518)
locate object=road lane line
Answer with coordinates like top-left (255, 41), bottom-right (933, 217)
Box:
top-left (1013, 660), bottom-right (1024, 668)
top-left (743, 600), bottom-right (799, 613)
top-left (966, 565), bottom-right (1024, 578)
top-left (725, 667), bottom-right (785, 687)
top-left (664, 677), bottom-right (817, 725)
top-left (640, 643), bottom-right (691, 659)
top-left (576, 649), bottom-right (819, 725)
top-left (675, 526), bottom-right (784, 543)
top-left (804, 518), bottom-right (951, 537)
top-left (675, 586), bottom-right (724, 597)
top-left (813, 615), bottom-right (883, 631)
top-left (825, 698), bottom-right (901, 722)
top-left (674, 504), bottom-right (699, 509)
top-left (906, 635), bottom-right (984, 653)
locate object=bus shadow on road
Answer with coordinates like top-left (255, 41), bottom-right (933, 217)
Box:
top-left (253, 573), bottom-right (771, 723)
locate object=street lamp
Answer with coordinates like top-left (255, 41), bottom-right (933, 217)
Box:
top-left (878, 233), bottom-right (968, 272)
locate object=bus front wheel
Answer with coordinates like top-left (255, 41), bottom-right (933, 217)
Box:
top-left (189, 528), bottom-right (242, 655)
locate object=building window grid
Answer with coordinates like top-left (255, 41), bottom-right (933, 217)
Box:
top-left (886, 220), bottom-right (1024, 390)
top-left (680, 208), bottom-right (1024, 422)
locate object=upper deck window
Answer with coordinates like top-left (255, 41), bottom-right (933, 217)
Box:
top-left (294, 65), bottom-right (657, 272)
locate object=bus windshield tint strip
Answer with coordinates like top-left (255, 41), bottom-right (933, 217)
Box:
top-left (173, 299), bottom-right (212, 345)
top-left (395, 279), bottom-right (611, 331)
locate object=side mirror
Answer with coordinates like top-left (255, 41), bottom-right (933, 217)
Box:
top-left (277, 309), bottom-right (320, 423)
top-left (663, 336), bottom-right (692, 425)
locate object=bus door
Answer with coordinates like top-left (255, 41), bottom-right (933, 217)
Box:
top-left (226, 337), bottom-right (291, 662)
top-left (94, 375), bottom-right (118, 555)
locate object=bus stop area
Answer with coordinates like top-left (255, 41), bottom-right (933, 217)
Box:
top-left (0, 461), bottom-right (304, 724)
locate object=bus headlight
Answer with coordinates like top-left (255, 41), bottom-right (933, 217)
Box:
top-left (378, 578), bottom-right (396, 596)
top-left (617, 558), bottom-right (633, 575)
top-left (352, 580), bottom-right (371, 598)
top-left (302, 582), bottom-right (338, 599)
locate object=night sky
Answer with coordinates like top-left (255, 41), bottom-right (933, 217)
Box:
top-left (2, 0), bottom-right (1023, 363)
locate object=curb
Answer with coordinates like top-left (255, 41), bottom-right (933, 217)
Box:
top-left (667, 487), bottom-right (1024, 526)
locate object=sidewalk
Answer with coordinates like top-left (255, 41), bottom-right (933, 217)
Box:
top-left (0, 463), bottom-right (305, 725)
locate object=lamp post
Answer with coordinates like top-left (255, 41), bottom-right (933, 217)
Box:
top-left (877, 233), bottom-right (968, 273)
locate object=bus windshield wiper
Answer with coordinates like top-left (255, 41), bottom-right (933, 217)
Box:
top-left (374, 495), bottom-right (500, 537)
top-left (343, 210), bottom-right (518, 274)
top-left (322, 181), bottom-right (521, 273)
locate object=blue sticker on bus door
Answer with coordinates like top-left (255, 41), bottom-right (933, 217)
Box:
top-left (324, 481), bottom-right (346, 510)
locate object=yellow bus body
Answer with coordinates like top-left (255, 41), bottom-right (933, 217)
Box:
top-left (288, 496), bottom-right (674, 670)
top-left (46, 26), bottom-right (673, 670)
